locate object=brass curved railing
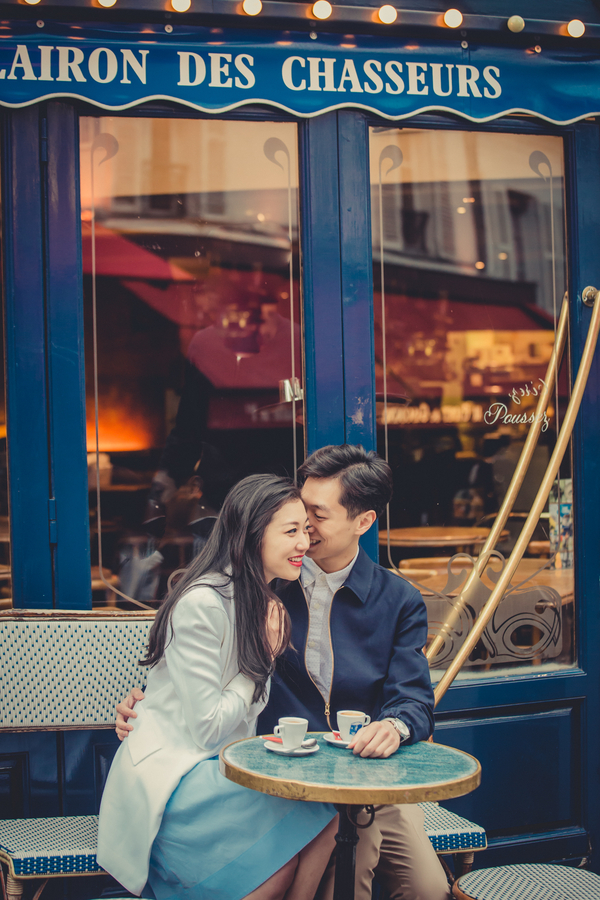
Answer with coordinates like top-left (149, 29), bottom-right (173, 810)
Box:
top-left (433, 288), bottom-right (600, 706)
top-left (425, 293), bottom-right (569, 666)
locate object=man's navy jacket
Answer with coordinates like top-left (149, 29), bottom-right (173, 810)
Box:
top-left (258, 547), bottom-right (435, 744)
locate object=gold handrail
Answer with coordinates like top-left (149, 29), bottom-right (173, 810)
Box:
top-left (434, 288), bottom-right (600, 706)
top-left (426, 294), bottom-right (569, 663)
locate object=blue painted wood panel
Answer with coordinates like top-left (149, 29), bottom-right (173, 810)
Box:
top-left (338, 110), bottom-right (376, 451)
top-left (2, 107), bottom-right (53, 608)
top-left (436, 705), bottom-right (579, 834)
top-left (337, 110), bottom-right (379, 561)
top-left (0, 732), bottom-right (59, 817)
top-left (566, 120), bottom-right (600, 872)
top-left (62, 730), bottom-right (120, 815)
top-left (45, 102), bottom-right (92, 609)
top-left (300, 113), bottom-right (345, 453)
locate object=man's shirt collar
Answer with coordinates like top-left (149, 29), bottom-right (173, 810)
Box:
top-left (301, 549), bottom-right (359, 594)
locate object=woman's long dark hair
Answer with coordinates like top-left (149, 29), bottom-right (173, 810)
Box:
top-left (140, 474), bottom-right (300, 703)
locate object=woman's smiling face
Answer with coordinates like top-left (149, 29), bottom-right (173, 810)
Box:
top-left (261, 498), bottom-right (310, 583)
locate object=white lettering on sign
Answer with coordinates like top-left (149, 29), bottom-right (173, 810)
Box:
top-left (0, 42), bottom-right (502, 105)
top-left (363, 59), bottom-right (383, 94)
top-left (177, 51), bottom-right (206, 86)
top-left (234, 54), bottom-right (255, 89)
top-left (337, 58), bottom-right (362, 93)
top-left (209, 52), bottom-right (232, 87)
top-left (407, 61), bottom-right (428, 95)
top-left (307, 57), bottom-right (336, 92)
top-left (57, 46), bottom-right (87, 82)
top-left (120, 49), bottom-right (148, 84)
top-left (282, 56), bottom-right (306, 91)
top-left (88, 47), bottom-right (119, 84)
top-left (457, 64), bottom-right (482, 97)
top-left (39, 45), bottom-right (54, 81)
top-left (8, 45), bottom-right (37, 81)
top-left (21, 45), bottom-right (147, 84)
top-left (483, 65), bottom-right (501, 98)
top-left (385, 61), bottom-right (404, 94)
top-left (431, 62), bottom-right (453, 96)
top-left (280, 55), bottom-right (501, 98)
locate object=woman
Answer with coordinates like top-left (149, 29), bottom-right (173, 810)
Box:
top-left (98, 474), bottom-right (337, 900)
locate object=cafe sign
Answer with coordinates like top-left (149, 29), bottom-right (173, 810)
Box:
top-left (1, 23), bottom-right (600, 122)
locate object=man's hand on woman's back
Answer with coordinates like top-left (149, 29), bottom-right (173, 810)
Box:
top-left (116, 687), bottom-right (145, 740)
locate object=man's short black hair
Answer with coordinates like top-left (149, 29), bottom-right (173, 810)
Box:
top-left (297, 444), bottom-right (392, 519)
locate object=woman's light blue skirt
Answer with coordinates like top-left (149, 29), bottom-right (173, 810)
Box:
top-left (143, 759), bottom-right (336, 900)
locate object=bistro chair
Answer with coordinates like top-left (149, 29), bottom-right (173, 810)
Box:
top-left (0, 609), bottom-right (487, 900)
top-left (0, 609), bottom-right (154, 900)
top-left (453, 863), bottom-right (600, 899)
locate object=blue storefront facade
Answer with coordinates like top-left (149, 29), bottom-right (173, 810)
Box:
top-left (1, 0), bottom-right (600, 887)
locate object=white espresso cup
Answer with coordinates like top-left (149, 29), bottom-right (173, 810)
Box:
top-left (337, 710), bottom-right (371, 743)
top-left (273, 717), bottom-right (308, 750)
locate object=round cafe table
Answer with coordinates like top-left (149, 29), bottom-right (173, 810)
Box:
top-left (379, 526), bottom-right (496, 551)
top-left (220, 735), bottom-right (481, 900)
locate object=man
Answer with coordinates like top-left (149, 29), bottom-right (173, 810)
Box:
top-left (117, 445), bottom-right (450, 900)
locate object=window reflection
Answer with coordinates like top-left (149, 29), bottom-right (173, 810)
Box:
top-left (80, 117), bottom-right (301, 608)
top-left (370, 127), bottom-right (574, 677)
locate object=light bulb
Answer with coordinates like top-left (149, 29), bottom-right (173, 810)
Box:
top-left (312, 0), bottom-right (332, 19)
top-left (242, 0), bottom-right (262, 13)
top-left (507, 15), bottom-right (525, 33)
top-left (171, 0), bottom-right (191, 11)
top-left (567, 19), bottom-right (585, 37)
top-left (443, 8), bottom-right (463, 28)
top-left (378, 5), bottom-right (397, 24)
top-left (98, 0), bottom-right (117, 7)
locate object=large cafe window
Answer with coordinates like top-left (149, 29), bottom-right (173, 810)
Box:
top-left (370, 126), bottom-right (574, 679)
top-left (80, 116), bottom-right (301, 608)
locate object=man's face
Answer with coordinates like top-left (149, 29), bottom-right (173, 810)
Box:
top-left (300, 476), bottom-right (368, 571)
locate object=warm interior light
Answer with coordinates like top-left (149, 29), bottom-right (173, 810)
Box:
top-left (567, 19), bottom-right (585, 37)
top-left (242, 0), bottom-right (262, 13)
top-left (98, 0), bottom-right (117, 7)
top-left (171, 0), bottom-right (191, 10)
top-left (475, 261), bottom-right (485, 270)
top-left (443, 8), bottom-right (463, 28)
top-left (378, 5), bottom-right (397, 24)
top-left (312, 0), bottom-right (332, 19)
top-left (23, 0), bottom-right (42, 6)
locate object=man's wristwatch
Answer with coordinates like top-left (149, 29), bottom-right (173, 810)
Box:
top-left (384, 718), bottom-right (410, 743)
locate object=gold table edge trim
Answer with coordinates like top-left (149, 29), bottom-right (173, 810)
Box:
top-left (220, 736), bottom-right (482, 805)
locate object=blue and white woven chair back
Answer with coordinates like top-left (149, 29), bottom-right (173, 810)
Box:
top-left (0, 615), bottom-right (154, 730)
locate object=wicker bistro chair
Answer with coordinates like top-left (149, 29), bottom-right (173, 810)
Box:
top-left (453, 864), bottom-right (600, 900)
top-left (0, 610), bottom-right (155, 900)
top-left (0, 610), bottom-right (487, 900)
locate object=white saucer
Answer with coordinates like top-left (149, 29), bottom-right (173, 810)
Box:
top-left (263, 741), bottom-right (320, 757)
top-left (323, 732), bottom-right (351, 749)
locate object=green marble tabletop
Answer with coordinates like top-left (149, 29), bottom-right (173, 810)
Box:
top-left (220, 735), bottom-right (481, 804)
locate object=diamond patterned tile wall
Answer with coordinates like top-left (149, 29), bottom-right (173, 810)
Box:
top-left (0, 620), bottom-right (153, 728)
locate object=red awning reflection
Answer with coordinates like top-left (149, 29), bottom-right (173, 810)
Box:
top-left (82, 222), bottom-right (193, 281)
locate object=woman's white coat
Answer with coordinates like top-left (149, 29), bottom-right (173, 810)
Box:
top-left (97, 577), bottom-right (269, 896)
